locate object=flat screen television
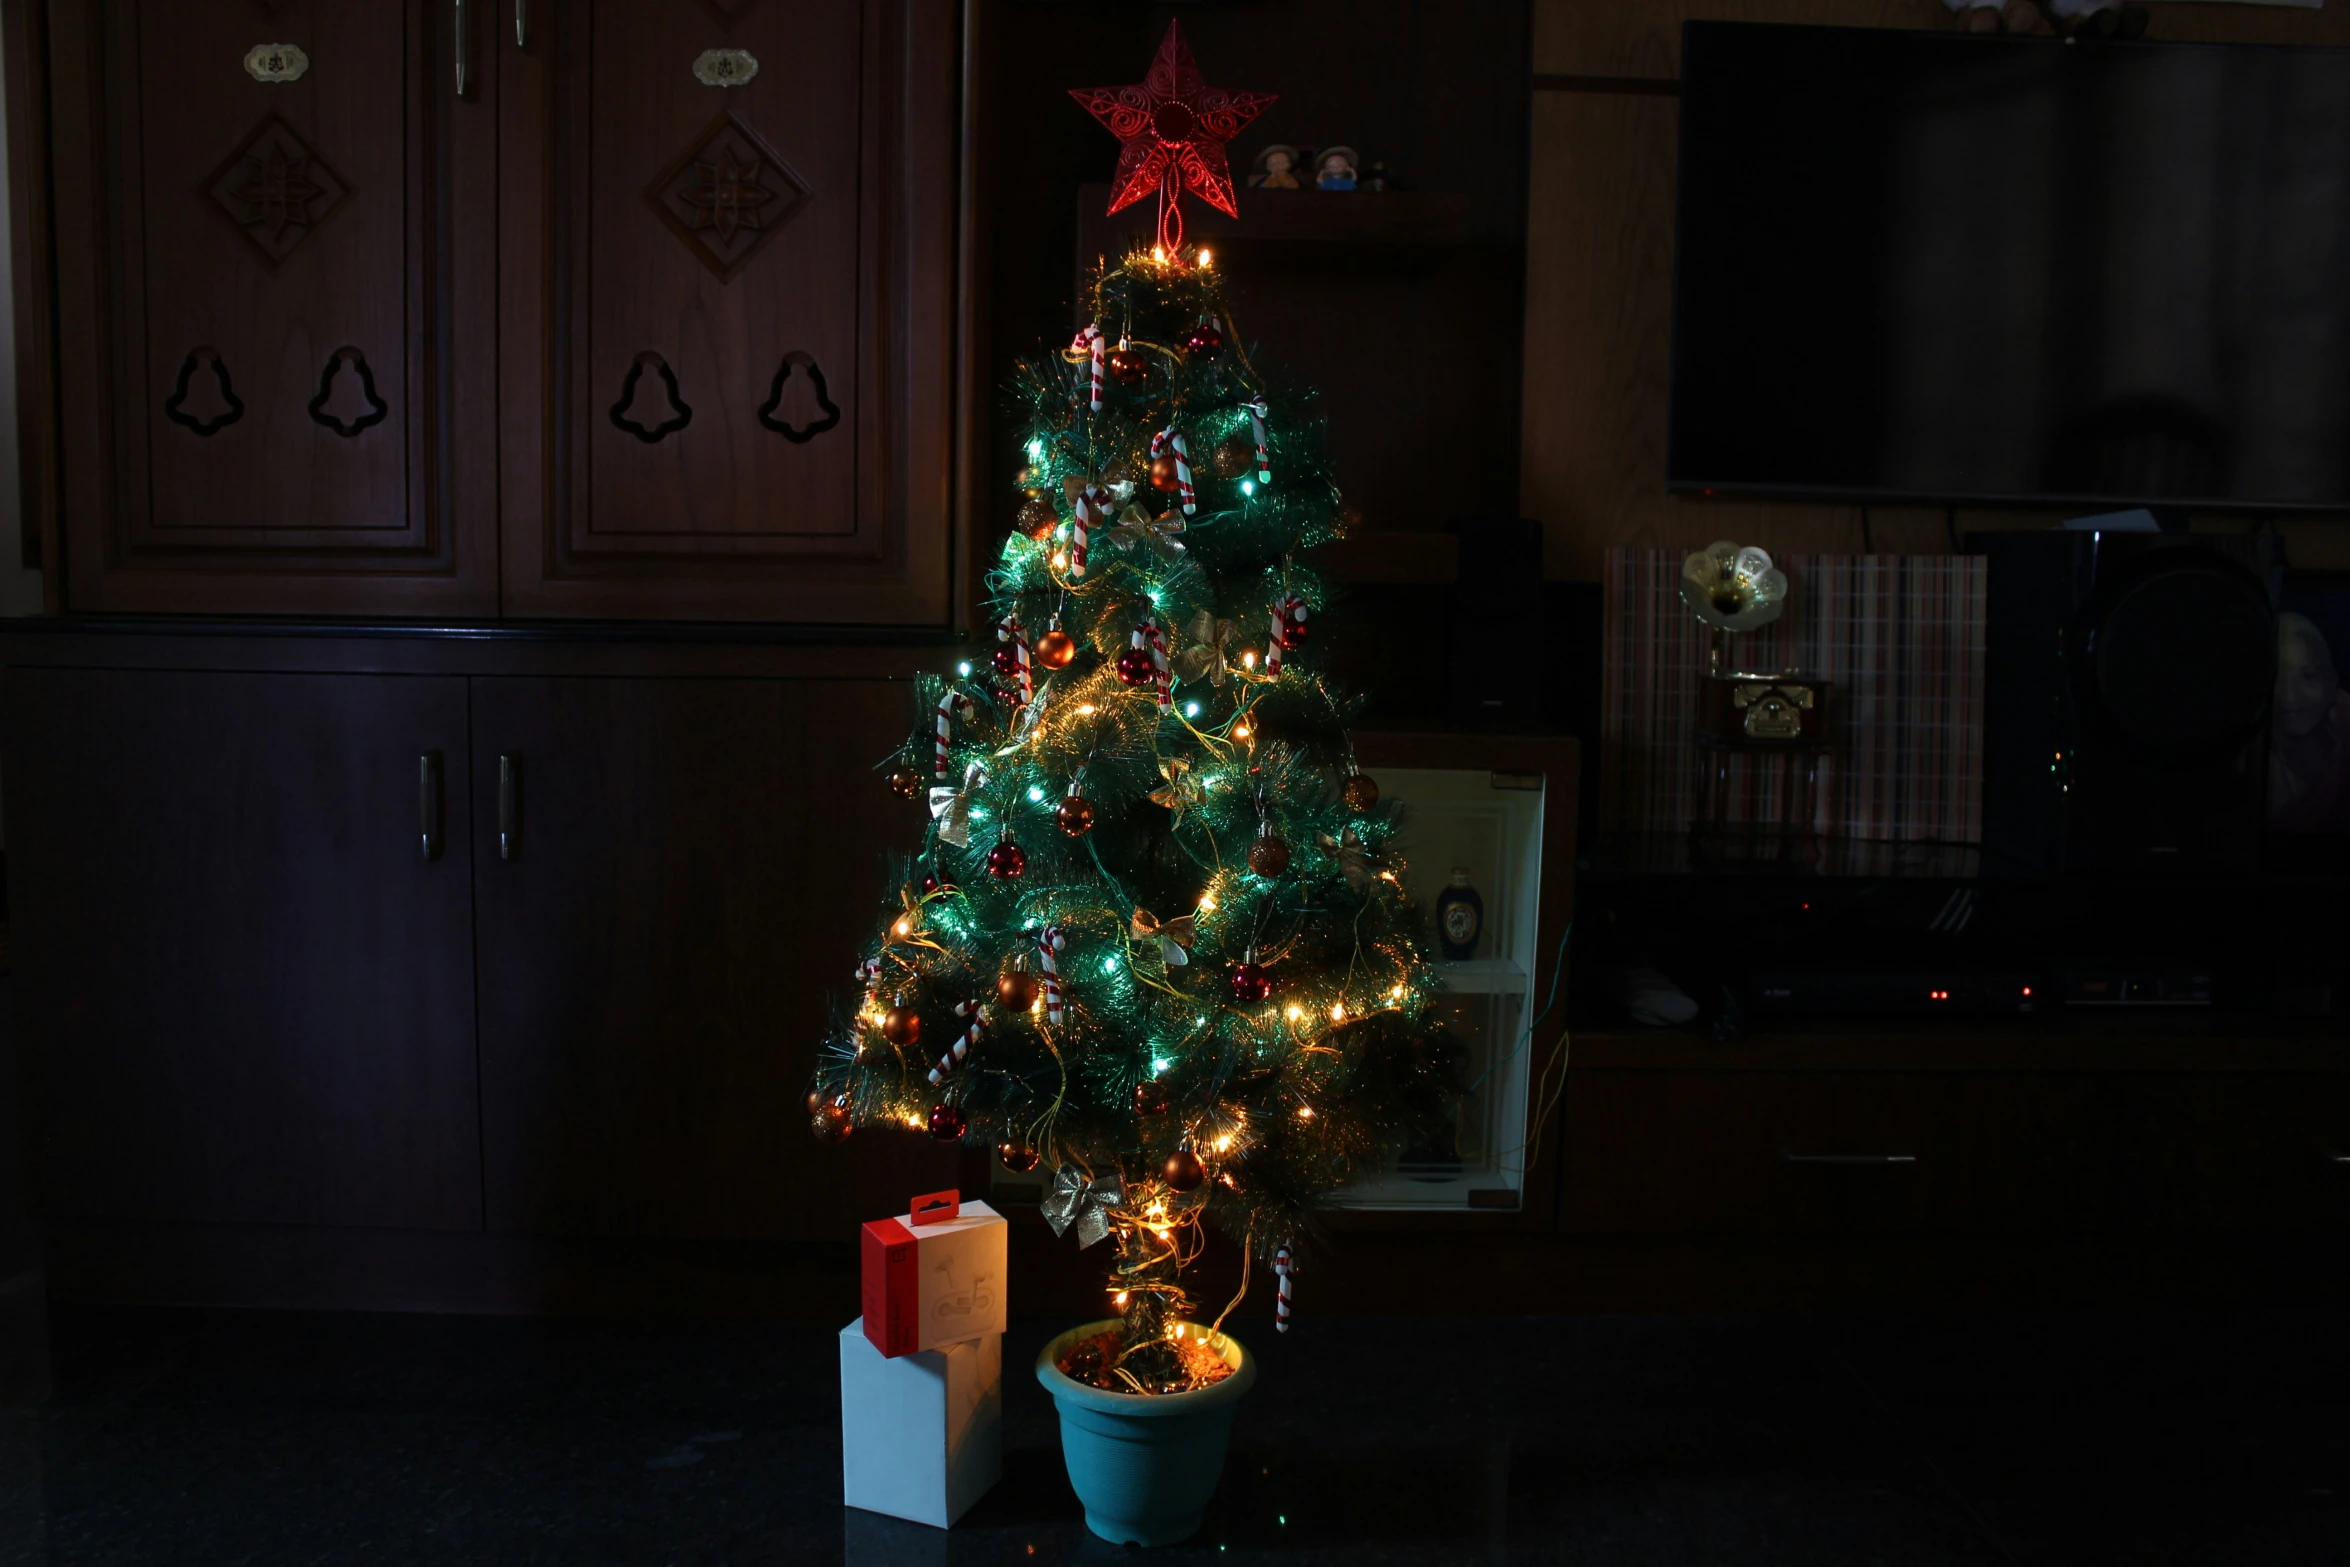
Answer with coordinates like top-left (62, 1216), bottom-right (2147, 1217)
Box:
top-left (1670, 23), bottom-right (2350, 513)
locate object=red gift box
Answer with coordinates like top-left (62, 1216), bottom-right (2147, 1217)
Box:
top-left (859, 1190), bottom-right (1007, 1358)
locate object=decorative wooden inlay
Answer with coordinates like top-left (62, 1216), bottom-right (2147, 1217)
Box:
top-left (207, 116), bottom-right (349, 265)
top-left (163, 347), bottom-right (244, 437)
top-left (610, 351), bottom-right (693, 443)
top-left (646, 112), bottom-right (809, 282)
top-left (243, 43), bottom-right (309, 83)
top-left (757, 351), bottom-right (839, 443)
top-left (692, 48), bottom-right (758, 88)
top-left (308, 346), bottom-right (388, 437)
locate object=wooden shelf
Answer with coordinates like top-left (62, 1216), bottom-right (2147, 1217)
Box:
top-left (1568, 1021), bottom-right (2350, 1074)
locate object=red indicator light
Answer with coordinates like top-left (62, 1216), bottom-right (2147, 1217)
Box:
top-left (2021, 986), bottom-right (2032, 997)
top-left (1929, 989), bottom-right (1950, 1001)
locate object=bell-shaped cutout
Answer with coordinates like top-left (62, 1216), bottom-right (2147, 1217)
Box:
top-left (164, 346), bottom-right (245, 437)
top-left (610, 351), bottom-right (693, 443)
top-left (757, 351), bottom-right (841, 444)
top-left (308, 345), bottom-right (389, 437)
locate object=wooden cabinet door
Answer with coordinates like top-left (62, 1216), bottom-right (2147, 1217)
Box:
top-left (469, 675), bottom-right (909, 1239)
top-left (496, 1), bottom-right (960, 623)
top-left (41, 1), bottom-right (497, 614)
top-left (0, 669), bottom-right (482, 1229)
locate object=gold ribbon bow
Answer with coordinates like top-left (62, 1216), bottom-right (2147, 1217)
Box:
top-left (1315, 826), bottom-right (1376, 894)
top-left (1171, 611), bottom-right (1239, 687)
top-left (1061, 471), bottom-right (1131, 515)
top-left (1103, 502), bottom-right (1187, 562)
top-left (1130, 908), bottom-right (1197, 967)
top-left (928, 760), bottom-right (988, 848)
top-left (1042, 1165), bottom-right (1126, 1249)
top-left (1148, 756), bottom-right (1203, 827)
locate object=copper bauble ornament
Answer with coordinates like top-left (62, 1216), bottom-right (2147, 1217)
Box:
top-left (1149, 453), bottom-right (1182, 492)
top-left (1115, 646), bottom-right (1157, 686)
top-left (1163, 1148), bottom-right (1206, 1192)
top-left (881, 1003), bottom-right (922, 1048)
top-left (1108, 346), bottom-right (1150, 385)
top-left (1017, 495), bottom-right (1058, 539)
top-left (1183, 320), bottom-right (1223, 360)
top-left (1341, 772), bottom-right (1381, 811)
top-left (1248, 832), bottom-right (1292, 877)
top-left (1057, 793), bottom-right (1096, 837)
top-left (1229, 962), bottom-right (1273, 1004)
top-left (811, 1101), bottom-right (853, 1144)
top-left (997, 968), bottom-right (1041, 1011)
top-left (985, 838), bottom-right (1027, 878)
top-left (998, 1138), bottom-right (1040, 1174)
top-left (1211, 435), bottom-right (1252, 480)
top-left (887, 767), bottom-right (924, 800)
top-left (1133, 1079), bottom-right (1170, 1116)
top-left (928, 1104), bottom-right (967, 1141)
top-left (1035, 628), bottom-right (1077, 670)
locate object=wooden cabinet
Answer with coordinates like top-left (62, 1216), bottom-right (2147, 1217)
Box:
top-left (468, 675), bottom-right (906, 1240)
top-left (38, 0), bottom-right (500, 615)
top-left (16, 0), bottom-right (966, 623)
top-left (0, 667), bottom-right (482, 1229)
top-left (497, 1), bottom-right (960, 623)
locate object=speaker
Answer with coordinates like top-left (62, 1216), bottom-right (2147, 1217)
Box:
top-left (1976, 530), bottom-right (2281, 875)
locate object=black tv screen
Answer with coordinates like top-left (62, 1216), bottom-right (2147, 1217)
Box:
top-left (1670, 23), bottom-right (2350, 512)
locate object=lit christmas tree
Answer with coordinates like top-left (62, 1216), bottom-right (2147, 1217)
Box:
top-left (809, 24), bottom-right (1457, 1394)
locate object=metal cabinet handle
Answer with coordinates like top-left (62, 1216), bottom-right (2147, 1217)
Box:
top-left (454, 0), bottom-right (471, 97)
top-left (419, 751), bottom-right (444, 862)
top-left (516, 0), bottom-right (528, 49)
top-left (1779, 1153), bottom-right (1918, 1166)
top-left (498, 752), bottom-right (521, 860)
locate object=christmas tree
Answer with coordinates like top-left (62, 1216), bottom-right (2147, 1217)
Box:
top-left (808, 25), bottom-right (1458, 1394)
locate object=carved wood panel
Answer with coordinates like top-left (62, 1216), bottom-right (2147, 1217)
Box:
top-left (498, 0), bottom-right (961, 622)
top-left (46, 0), bottom-right (497, 613)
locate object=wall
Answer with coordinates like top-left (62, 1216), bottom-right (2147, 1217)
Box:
top-left (0, 6), bottom-right (36, 617)
top-left (1521, 0), bottom-right (2350, 581)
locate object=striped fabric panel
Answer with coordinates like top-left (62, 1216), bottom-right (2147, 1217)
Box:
top-left (1601, 550), bottom-right (1986, 843)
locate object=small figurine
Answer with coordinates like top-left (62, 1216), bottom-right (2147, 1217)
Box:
top-left (1314, 145), bottom-right (1359, 191)
top-left (1435, 867), bottom-right (1484, 961)
top-left (1250, 144), bottom-right (1301, 190)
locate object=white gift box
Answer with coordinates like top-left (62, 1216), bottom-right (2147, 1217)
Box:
top-left (838, 1317), bottom-right (1001, 1528)
top-left (858, 1192), bottom-right (1007, 1358)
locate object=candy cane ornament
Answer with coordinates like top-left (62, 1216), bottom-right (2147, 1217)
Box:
top-left (1245, 398), bottom-right (1272, 484)
top-left (933, 689), bottom-right (964, 778)
top-left (1145, 616), bottom-right (1173, 713)
top-left (927, 1000), bottom-right (987, 1086)
top-left (1150, 426), bottom-right (1195, 516)
top-left (1037, 926), bottom-right (1066, 1025)
top-left (1273, 1244), bottom-right (1294, 1332)
top-left (1070, 485), bottom-right (1104, 581)
top-left (1264, 593), bottom-right (1307, 678)
top-left (1072, 323), bottom-right (1105, 413)
top-left (996, 615), bottom-right (1032, 709)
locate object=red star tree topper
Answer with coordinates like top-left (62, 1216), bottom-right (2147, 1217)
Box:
top-left (1070, 20), bottom-right (1276, 255)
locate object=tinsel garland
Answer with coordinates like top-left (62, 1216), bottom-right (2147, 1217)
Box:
top-left (810, 246), bottom-right (1459, 1371)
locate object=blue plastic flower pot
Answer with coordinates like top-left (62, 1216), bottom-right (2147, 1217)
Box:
top-left (1037, 1320), bottom-right (1257, 1547)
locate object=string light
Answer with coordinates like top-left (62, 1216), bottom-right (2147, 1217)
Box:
top-left (1241, 650), bottom-right (1257, 669)
top-left (1297, 1106), bottom-right (1315, 1120)
top-left (1184, 701), bottom-right (1201, 717)
top-left (1232, 722), bottom-right (1252, 741)
top-left (893, 920), bottom-right (911, 936)
top-left (1330, 1001), bottom-right (1347, 1022)
top-left (1197, 248), bottom-right (1213, 267)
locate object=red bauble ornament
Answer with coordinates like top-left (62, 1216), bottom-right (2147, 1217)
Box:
top-left (985, 839), bottom-right (1028, 878)
top-left (1183, 320), bottom-right (1222, 360)
top-left (928, 1104), bottom-right (967, 1141)
top-left (887, 767), bottom-right (924, 799)
top-left (991, 644), bottom-right (1023, 678)
top-left (1017, 495), bottom-right (1058, 539)
top-left (1248, 832), bottom-right (1291, 877)
top-left (1341, 773), bottom-right (1380, 811)
top-left (1134, 1079), bottom-right (1170, 1116)
top-left (1149, 453), bottom-right (1182, 492)
top-left (920, 872), bottom-right (957, 896)
top-left (881, 1003), bottom-right (922, 1048)
top-left (1115, 646), bottom-right (1157, 686)
top-left (1108, 346), bottom-right (1150, 385)
top-left (1229, 962), bottom-right (1273, 1004)
top-left (1163, 1148), bottom-right (1205, 1192)
top-left (1069, 21), bottom-right (1277, 250)
top-left (1057, 793), bottom-right (1096, 837)
top-left (997, 968), bottom-right (1041, 1011)
top-left (998, 1139), bottom-right (1040, 1174)
top-left (1036, 628), bottom-right (1078, 670)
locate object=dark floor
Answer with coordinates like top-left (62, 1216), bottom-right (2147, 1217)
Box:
top-left (0, 1306), bottom-right (2345, 1566)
